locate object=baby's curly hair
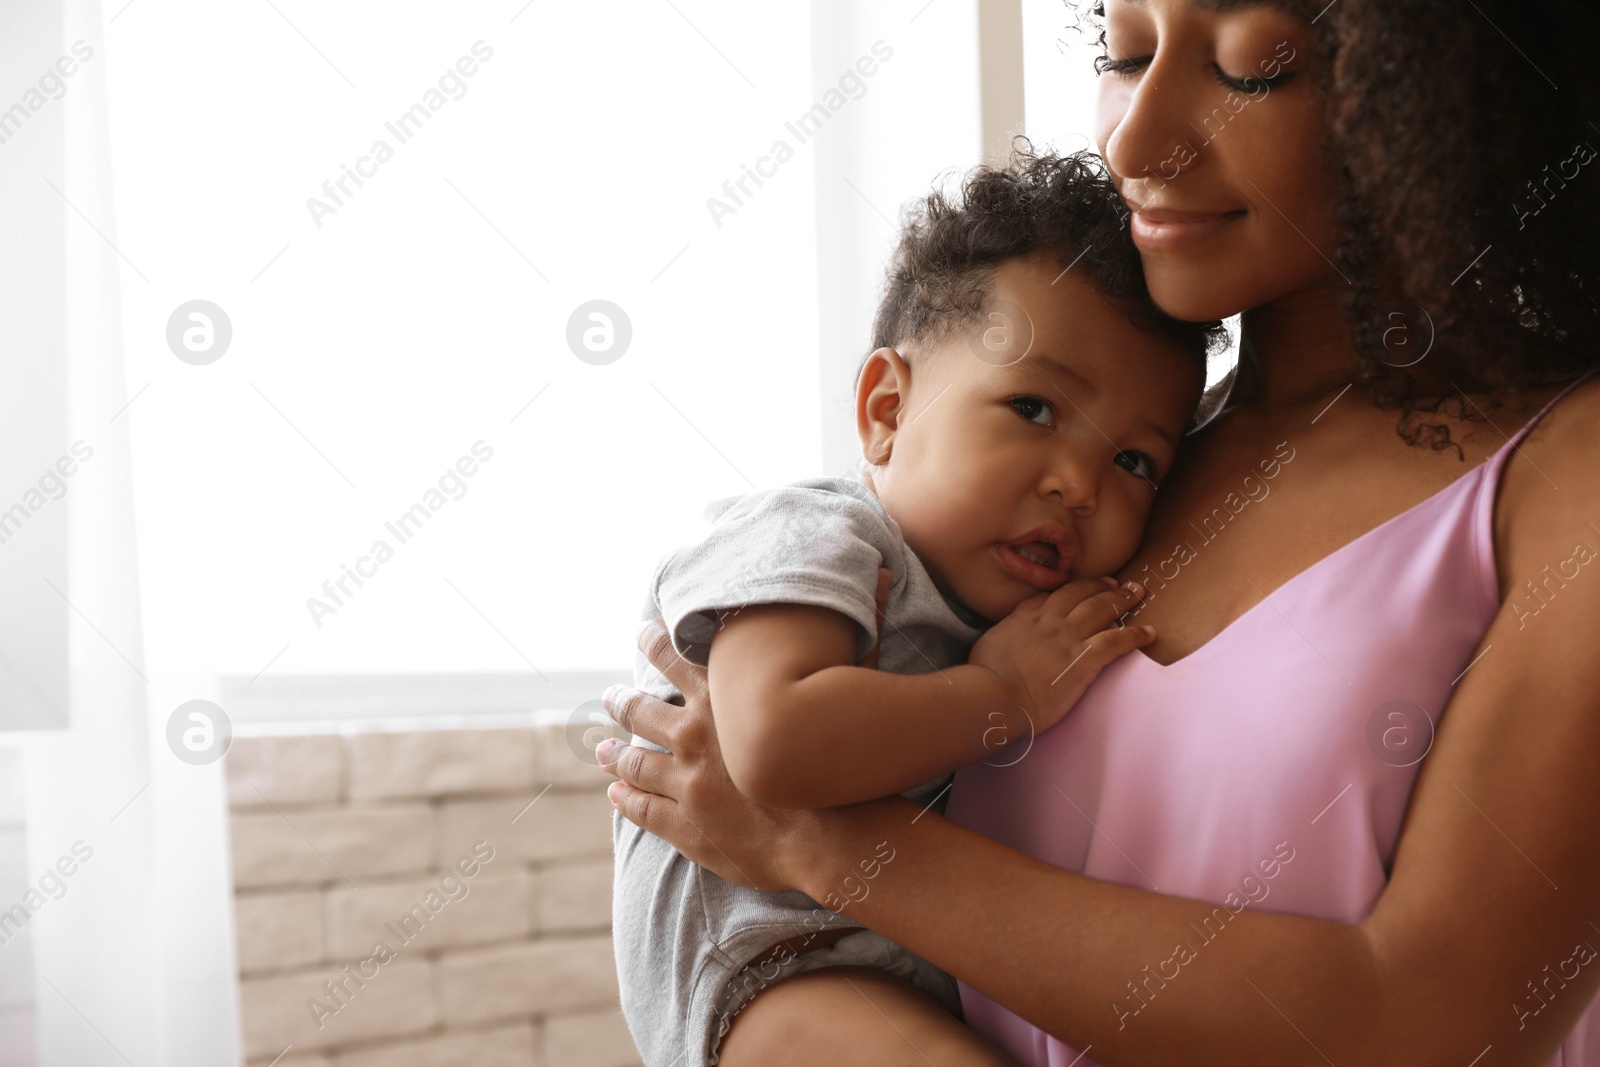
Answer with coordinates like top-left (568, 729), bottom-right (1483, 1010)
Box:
top-left (866, 140), bottom-right (1227, 378)
top-left (1068, 0), bottom-right (1600, 452)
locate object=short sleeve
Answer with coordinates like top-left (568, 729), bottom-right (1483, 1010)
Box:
top-left (654, 482), bottom-right (903, 666)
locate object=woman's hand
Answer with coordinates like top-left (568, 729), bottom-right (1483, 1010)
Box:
top-left (598, 569), bottom-right (894, 891)
top-left (597, 619), bottom-right (818, 891)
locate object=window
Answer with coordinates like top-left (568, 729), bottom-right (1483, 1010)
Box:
top-left (106, 1), bottom-right (1126, 693)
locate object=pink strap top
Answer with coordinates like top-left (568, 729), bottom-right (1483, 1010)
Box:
top-left (945, 372), bottom-right (1600, 1067)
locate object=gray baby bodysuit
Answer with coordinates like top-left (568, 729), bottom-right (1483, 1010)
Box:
top-left (610, 471), bottom-right (988, 1066)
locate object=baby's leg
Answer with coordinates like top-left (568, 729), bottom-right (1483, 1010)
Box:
top-left (716, 965), bottom-right (1022, 1067)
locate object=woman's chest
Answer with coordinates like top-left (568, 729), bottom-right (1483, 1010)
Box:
top-left (1117, 418), bottom-right (1506, 665)
top-left (951, 516), bottom-right (1497, 906)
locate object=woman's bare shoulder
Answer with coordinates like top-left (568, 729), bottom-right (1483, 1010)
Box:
top-left (1494, 371), bottom-right (1600, 583)
top-left (1501, 373), bottom-right (1600, 480)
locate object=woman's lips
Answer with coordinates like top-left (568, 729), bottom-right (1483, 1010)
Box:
top-left (1130, 208), bottom-right (1246, 252)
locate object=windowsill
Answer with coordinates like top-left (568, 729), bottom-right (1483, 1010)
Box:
top-left (217, 670), bottom-right (629, 734)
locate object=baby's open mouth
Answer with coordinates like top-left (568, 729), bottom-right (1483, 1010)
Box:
top-left (993, 528), bottom-right (1075, 592)
top-left (1011, 541), bottom-right (1060, 569)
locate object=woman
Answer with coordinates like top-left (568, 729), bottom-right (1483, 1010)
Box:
top-left (598, 0), bottom-right (1600, 1063)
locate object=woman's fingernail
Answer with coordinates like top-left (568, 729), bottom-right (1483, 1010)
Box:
top-left (607, 781), bottom-right (625, 804)
top-left (1123, 580), bottom-right (1144, 596)
top-left (602, 685), bottom-right (631, 710)
top-left (596, 738), bottom-right (624, 763)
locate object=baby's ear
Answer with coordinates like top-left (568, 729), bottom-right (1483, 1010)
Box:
top-left (856, 347), bottom-right (912, 462)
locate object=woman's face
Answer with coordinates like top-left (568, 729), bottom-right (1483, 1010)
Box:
top-left (1095, 0), bottom-right (1340, 322)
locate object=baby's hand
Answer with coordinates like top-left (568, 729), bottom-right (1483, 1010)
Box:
top-left (969, 577), bottom-right (1153, 729)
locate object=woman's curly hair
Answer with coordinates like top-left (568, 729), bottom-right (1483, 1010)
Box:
top-left (867, 140), bottom-right (1227, 381)
top-left (1069, 0), bottom-right (1600, 451)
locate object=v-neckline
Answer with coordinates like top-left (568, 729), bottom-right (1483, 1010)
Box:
top-left (1131, 451), bottom-right (1494, 672)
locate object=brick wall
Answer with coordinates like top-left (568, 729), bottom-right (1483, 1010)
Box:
top-left (226, 720), bottom-right (642, 1067)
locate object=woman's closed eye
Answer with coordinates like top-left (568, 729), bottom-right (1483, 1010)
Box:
top-left (1008, 395), bottom-right (1056, 428)
top-left (1213, 64), bottom-right (1291, 94)
top-left (1115, 449), bottom-right (1159, 483)
top-left (1095, 52), bottom-right (1292, 94)
top-left (1095, 53), bottom-right (1151, 78)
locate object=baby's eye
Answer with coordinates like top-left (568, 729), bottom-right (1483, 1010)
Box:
top-left (1008, 396), bottom-right (1056, 427)
top-left (1115, 449), bottom-right (1158, 483)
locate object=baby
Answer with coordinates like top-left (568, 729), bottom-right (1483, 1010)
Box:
top-left (611, 144), bottom-right (1220, 1067)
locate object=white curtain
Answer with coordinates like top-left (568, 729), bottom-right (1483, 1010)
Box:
top-left (2, 1), bottom-right (240, 1063)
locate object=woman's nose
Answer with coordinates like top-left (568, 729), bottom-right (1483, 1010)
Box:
top-left (1098, 55), bottom-right (1203, 191)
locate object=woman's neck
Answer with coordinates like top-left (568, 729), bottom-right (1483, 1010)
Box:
top-left (1228, 280), bottom-right (1363, 412)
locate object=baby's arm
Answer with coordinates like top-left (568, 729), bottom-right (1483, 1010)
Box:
top-left (706, 577), bottom-right (1150, 809)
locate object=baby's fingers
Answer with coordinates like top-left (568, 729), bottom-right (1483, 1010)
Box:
top-left (1062, 580), bottom-right (1148, 633)
top-left (1044, 622), bottom-right (1156, 713)
top-left (1055, 623), bottom-right (1155, 688)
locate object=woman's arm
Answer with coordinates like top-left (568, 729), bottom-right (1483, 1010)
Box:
top-left (602, 418), bottom-right (1600, 1066)
top-left (605, 633), bottom-right (1388, 1065)
top-left (709, 579), bottom-right (1150, 808)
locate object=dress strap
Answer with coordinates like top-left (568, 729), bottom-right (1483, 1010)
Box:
top-left (1494, 367), bottom-right (1600, 458)
top-left (1470, 367), bottom-right (1600, 616)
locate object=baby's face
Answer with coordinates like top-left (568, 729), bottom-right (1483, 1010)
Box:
top-left (861, 255), bottom-right (1202, 622)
